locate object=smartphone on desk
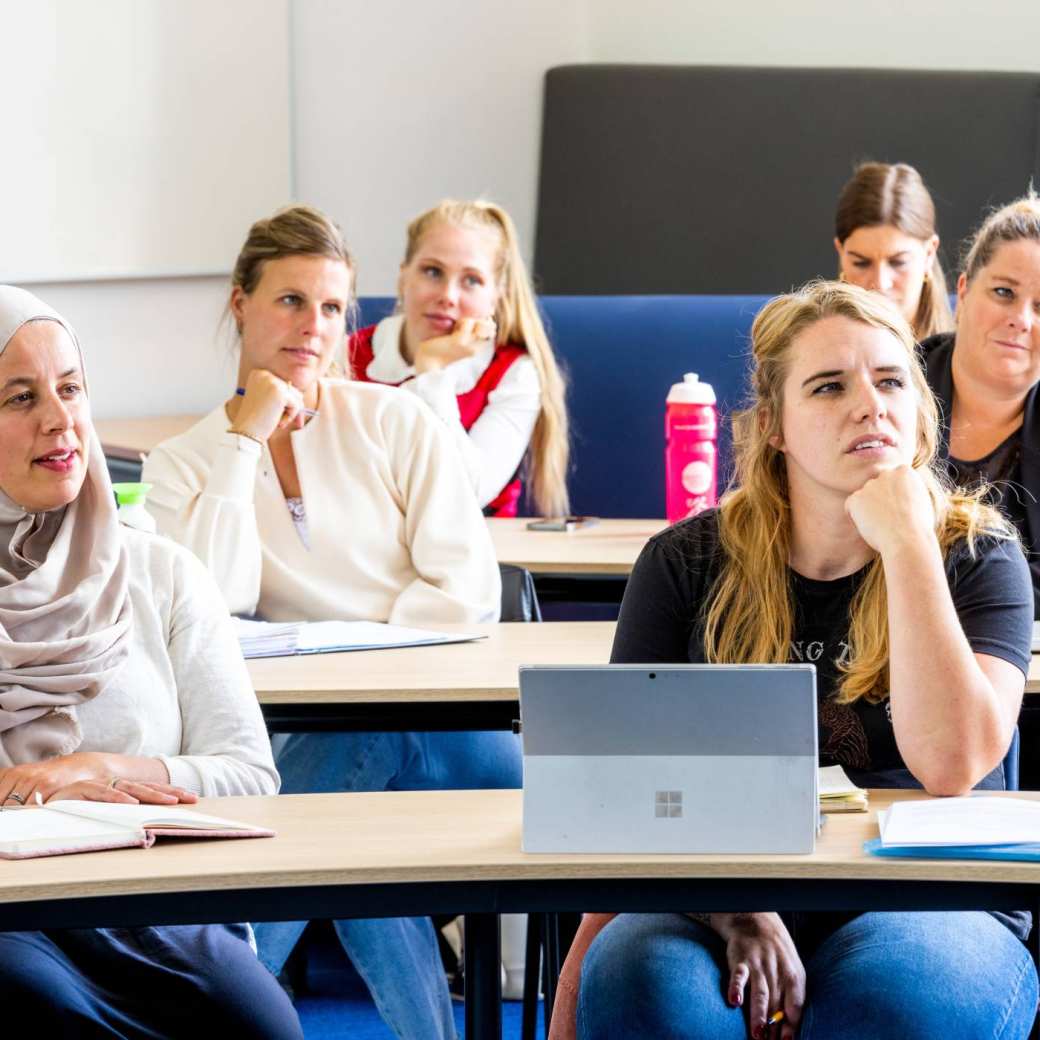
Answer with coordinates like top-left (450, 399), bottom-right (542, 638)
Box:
top-left (525, 516), bottom-right (600, 532)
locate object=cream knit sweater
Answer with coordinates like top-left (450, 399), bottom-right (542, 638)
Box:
top-left (143, 379), bottom-right (501, 625)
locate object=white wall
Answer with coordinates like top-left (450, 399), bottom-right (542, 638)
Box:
top-left (16, 0), bottom-right (1040, 419)
top-left (586, 0), bottom-right (1040, 71)
top-left (26, 277), bottom-right (236, 420)
top-left (292, 0), bottom-right (587, 295)
top-left (2, 0), bottom-right (291, 283)
top-left (17, 0), bottom-right (587, 419)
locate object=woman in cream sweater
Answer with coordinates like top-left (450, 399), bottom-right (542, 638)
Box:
top-left (144, 205), bottom-right (515, 1040)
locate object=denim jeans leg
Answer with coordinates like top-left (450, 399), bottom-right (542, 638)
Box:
top-left (577, 912), bottom-right (747, 1040)
top-left (799, 911), bottom-right (1039, 1040)
top-left (256, 730), bottom-right (520, 1039)
top-left (255, 731), bottom-right (399, 977)
top-left (334, 916), bottom-right (456, 1040)
top-left (393, 730), bottom-right (523, 791)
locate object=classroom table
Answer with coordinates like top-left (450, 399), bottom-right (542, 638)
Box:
top-left (95, 415), bottom-right (199, 461)
top-left (486, 518), bottom-right (666, 576)
top-left (4, 788), bottom-right (1040, 1040)
top-left (248, 621), bottom-right (616, 731)
top-left (248, 629), bottom-right (1040, 732)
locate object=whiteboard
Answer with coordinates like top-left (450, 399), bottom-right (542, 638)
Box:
top-left (0, 0), bottom-right (291, 282)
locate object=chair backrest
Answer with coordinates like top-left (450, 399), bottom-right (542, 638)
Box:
top-left (1003, 726), bottom-right (1021, 792)
top-left (499, 564), bottom-right (542, 623)
top-left (106, 456), bottom-right (144, 484)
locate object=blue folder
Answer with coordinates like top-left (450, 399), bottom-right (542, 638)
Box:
top-left (864, 838), bottom-right (1040, 862)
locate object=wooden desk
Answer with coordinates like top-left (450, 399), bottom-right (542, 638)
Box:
top-left (487, 518), bottom-right (665, 576)
top-left (248, 621), bottom-right (615, 731)
top-left (248, 632), bottom-right (1038, 731)
top-left (3, 789), bottom-right (1039, 1039)
top-left (95, 415), bottom-right (199, 461)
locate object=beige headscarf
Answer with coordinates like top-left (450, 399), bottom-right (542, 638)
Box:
top-left (0, 286), bottom-right (132, 765)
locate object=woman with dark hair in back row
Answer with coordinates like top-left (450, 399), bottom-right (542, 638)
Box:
top-left (834, 161), bottom-right (954, 342)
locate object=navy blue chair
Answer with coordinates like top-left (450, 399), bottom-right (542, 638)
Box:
top-left (1005, 727), bottom-right (1021, 792)
top-left (356, 294), bottom-right (768, 519)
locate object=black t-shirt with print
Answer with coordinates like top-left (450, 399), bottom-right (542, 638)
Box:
top-left (612, 509), bottom-right (1033, 779)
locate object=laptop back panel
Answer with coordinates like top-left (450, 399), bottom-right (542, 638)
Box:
top-left (520, 664), bottom-right (817, 854)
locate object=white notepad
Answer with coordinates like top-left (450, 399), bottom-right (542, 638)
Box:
top-left (878, 796), bottom-right (1040, 847)
top-left (233, 618), bottom-right (483, 659)
top-left (1032, 620), bottom-right (1039, 653)
top-left (0, 802), bottom-right (273, 859)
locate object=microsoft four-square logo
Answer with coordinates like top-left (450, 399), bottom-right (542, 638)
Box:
top-left (655, 790), bottom-right (683, 818)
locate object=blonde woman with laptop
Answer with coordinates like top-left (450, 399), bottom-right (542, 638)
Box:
top-left (552, 282), bottom-right (1036, 1040)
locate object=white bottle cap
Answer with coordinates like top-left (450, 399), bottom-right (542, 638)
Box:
top-left (667, 372), bottom-right (716, 405)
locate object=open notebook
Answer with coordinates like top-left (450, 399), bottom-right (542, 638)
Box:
top-left (865, 796), bottom-right (1040, 861)
top-left (0, 802), bottom-right (274, 860)
top-left (233, 618), bottom-right (482, 659)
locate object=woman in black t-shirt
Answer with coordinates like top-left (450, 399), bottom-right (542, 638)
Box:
top-left (921, 193), bottom-right (1040, 615)
top-left (550, 281), bottom-right (1037, 1040)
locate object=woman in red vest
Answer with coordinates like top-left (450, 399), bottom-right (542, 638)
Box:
top-left (349, 199), bottom-right (570, 517)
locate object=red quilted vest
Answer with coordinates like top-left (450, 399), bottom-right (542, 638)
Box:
top-left (349, 324), bottom-right (528, 516)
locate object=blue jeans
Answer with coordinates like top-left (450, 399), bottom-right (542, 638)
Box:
top-left (577, 911), bottom-right (1038, 1039)
top-left (254, 730), bottom-right (521, 1040)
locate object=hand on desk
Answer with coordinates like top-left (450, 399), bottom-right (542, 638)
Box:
top-left (0, 752), bottom-right (193, 806)
top-left (413, 316), bottom-right (496, 374)
top-left (709, 911), bottom-right (804, 1040)
top-left (44, 779), bottom-right (198, 806)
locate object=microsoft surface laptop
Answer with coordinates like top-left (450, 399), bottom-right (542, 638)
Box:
top-left (519, 664), bottom-right (818, 854)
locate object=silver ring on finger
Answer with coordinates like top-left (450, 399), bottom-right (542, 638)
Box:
top-left (4, 792), bottom-right (25, 805)
top-left (108, 777), bottom-right (121, 791)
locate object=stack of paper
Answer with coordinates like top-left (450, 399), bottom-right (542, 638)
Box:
top-left (818, 765), bottom-right (869, 814)
top-left (1032, 620), bottom-right (1040, 652)
top-left (232, 619), bottom-right (482, 659)
top-left (865, 796), bottom-right (1040, 860)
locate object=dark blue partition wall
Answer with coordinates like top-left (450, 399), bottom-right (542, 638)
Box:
top-left (357, 295), bottom-right (766, 518)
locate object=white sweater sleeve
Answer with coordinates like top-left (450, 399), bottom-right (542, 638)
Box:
top-left (405, 356), bottom-right (541, 509)
top-left (157, 548), bottom-right (279, 797)
top-left (144, 430), bottom-right (264, 617)
top-left (382, 402), bottom-right (502, 625)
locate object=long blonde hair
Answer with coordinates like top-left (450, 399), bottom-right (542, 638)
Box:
top-left (403, 200), bottom-right (570, 516)
top-left (704, 280), bottom-right (1013, 704)
top-left (835, 162), bottom-right (954, 341)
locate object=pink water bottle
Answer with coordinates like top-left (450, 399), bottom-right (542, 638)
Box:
top-left (665, 373), bottom-right (718, 524)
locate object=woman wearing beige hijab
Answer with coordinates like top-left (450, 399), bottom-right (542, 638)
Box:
top-left (0, 286), bottom-right (300, 1038)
